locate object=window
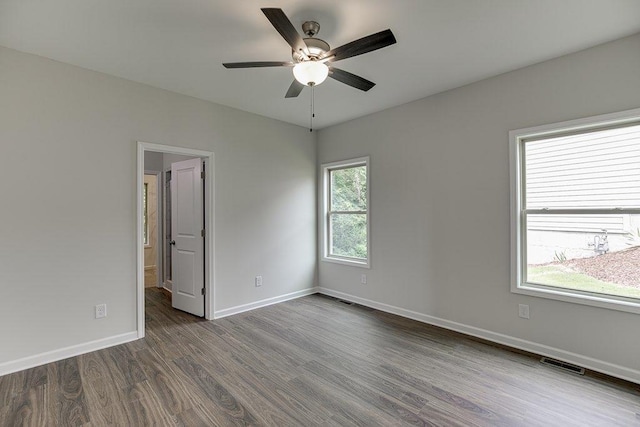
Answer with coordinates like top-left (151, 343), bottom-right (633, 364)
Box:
top-left (322, 157), bottom-right (370, 267)
top-left (511, 108), bottom-right (640, 312)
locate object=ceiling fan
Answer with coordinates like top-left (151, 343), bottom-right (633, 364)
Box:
top-left (223, 8), bottom-right (397, 98)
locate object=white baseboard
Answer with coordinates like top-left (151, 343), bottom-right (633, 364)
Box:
top-left (318, 287), bottom-right (640, 385)
top-left (0, 331), bottom-right (138, 377)
top-left (214, 287), bottom-right (320, 319)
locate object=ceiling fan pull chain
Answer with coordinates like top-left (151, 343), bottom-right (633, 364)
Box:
top-left (310, 84), bottom-right (315, 132)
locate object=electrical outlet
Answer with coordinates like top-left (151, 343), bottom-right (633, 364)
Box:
top-left (361, 274), bottom-right (367, 285)
top-left (95, 304), bottom-right (107, 319)
top-left (255, 275), bottom-right (262, 287)
top-left (518, 304), bottom-right (530, 319)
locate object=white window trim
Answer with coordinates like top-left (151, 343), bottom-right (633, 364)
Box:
top-left (321, 156), bottom-right (371, 268)
top-left (510, 107), bottom-right (640, 314)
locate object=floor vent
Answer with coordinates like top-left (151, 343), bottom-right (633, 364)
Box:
top-left (336, 299), bottom-right (355, 306)
top-left (540, 357), bottom-right (585, 375)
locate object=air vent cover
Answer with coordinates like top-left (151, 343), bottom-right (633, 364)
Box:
top-left (541, 357), bottom-right (585, 375)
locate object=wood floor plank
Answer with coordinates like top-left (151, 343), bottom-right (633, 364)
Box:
top-left (418, 402), bottom-right (487, 427)
top-left (301, 358), bottom-right (428, 425)
top-left (0, 371), bottom-right (21, 405)
top-left (2, 287), bottom-right (639, 426)
top-left (165, 322), bottom-right (325, 425)
top-left (209, 352), bottom-right (326, 426)
top-left (317, 352), bottom-right (428, 411)
top-left (285, 374), bottom-right (404, 426)
top-left (375, 361), bottom-right (519, 425)
top-left (175, 403), bottom-right (225, 427)
top-left (47, 358), bottom-right (91, 426)
top-left (103, 343), bottom-right (148, 388)
top-left (140, 330), bottom-right (186, 362)
top-left (83, 378), bottom-right (131, 426)
top-left (173, 355), bottom-right (261, 426)
top-left (77, 350), bottom-right (108, 383)
top-left (211, 317), bottom-right (309, 382)
top-left (134, 347), bottom-right (203, 415)
top-left (118, 380), bottom-right (179, 426)
top-left (0, 365), bottom-right (48, 406)
top-left (3, 385), bottom-right (49, 427)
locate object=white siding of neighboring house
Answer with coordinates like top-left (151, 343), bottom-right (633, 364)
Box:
top-left (525, 124), bottom-right (640, 263)
top-left (525, 124), bottom-right (640, 231)
top-left (528, 213), bottom-right (627, 233)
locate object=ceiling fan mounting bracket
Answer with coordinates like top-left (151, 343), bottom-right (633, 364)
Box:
top-left (302, 21), bottom-right (320, 37)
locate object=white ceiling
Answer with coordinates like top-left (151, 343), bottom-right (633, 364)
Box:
top-left (1, 0), bottom-right (640, 129)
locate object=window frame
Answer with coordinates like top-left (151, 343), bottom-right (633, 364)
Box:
top-left (510, 108), bottom-right (640, 314)
top-left (321, 156), bottom-right (371, 268)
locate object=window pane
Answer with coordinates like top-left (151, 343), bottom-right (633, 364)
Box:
top-left (525, 124), bottom-right (640, 209)
top-left (526, 213), bottom-right (640, 299)
top-left (330, 213), bottom-right (367, 259)
top-left (331, 166), bottom-right (367, 211)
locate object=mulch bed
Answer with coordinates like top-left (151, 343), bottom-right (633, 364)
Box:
top-left (563, 246), bottom-right (640, 288)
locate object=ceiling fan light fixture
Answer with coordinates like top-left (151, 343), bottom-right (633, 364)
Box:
top-left (293, 61), bottom-right (329, 86)
top-left (223, 8), bottom-right (397, 98)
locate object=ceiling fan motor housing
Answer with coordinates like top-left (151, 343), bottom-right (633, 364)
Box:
top-left (293, 37), bottom-right (330, 62)
top-left (292, 21), bottom-right (330, 62)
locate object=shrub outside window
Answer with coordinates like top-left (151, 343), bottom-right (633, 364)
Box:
top-left (322, 157), bottom-right (370, 267)
top-left (510, 108), bottom-right (640, 313)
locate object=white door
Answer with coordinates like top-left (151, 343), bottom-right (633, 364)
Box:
top-left (170, 158), bottom-right (205, 317)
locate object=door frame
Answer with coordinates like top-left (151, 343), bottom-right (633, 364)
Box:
top-left (143, 170), bottom-right (162, 288)
top-left (162, 167), bottom-right (172, 289)
top-left (137, 141), bottom-right (215, 338)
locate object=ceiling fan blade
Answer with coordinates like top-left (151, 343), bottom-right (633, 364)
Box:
top-left (329, 67), bottom-right (376, 91)
top-left (322, 29), bottom-right (396, 62)
top-left (285, 80), bottom-right (305, 98)
top-left (223, 61), bottom-right (294, 69)
top-left (261, 8), bottom-right (309, 57)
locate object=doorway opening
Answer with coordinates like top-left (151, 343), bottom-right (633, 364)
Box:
top-left (143, 171), bottom-right (160, 288)
top-left (137, 142), bottom-right (215, 338)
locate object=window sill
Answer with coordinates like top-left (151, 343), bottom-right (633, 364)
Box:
top-left (322, 256), bottom-right (370, 269)
top-left (513, 283), bottom-right (640, 315)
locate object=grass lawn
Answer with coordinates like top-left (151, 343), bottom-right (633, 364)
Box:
top-left (527, 265), bottom-right (640, 299)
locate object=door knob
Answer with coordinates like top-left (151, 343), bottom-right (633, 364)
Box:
top-left (170, 240), bottom-right (176, 246)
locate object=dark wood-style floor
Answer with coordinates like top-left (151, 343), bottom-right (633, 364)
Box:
top-left (1, 288), bottom-right (639, 426)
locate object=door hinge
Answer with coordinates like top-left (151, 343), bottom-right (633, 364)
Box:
top-left (201, 288), bottom-right (205, 295)
top-left (201, 171), bottom-right (205, 179)
top-left (201, 229), bottom-right (205, 237)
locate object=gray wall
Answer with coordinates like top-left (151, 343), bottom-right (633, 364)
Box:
top-left (317, 34), bottom-right (640, 381)
top-left (0, 46), bottom-right (316, 366)
top-left (144, 151), bottom-right (163, 173)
